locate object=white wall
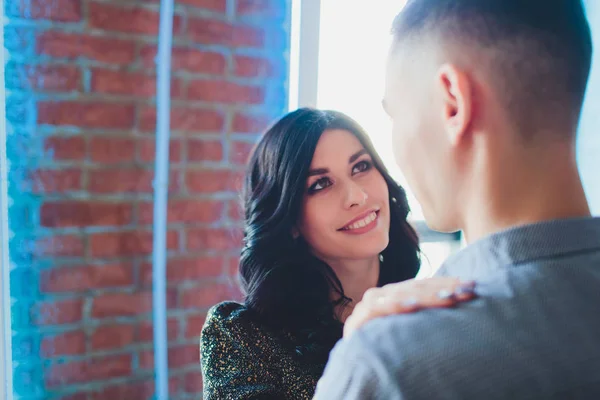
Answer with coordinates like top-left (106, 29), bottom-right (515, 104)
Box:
top-left (579, 1), bottom-right (600, 215)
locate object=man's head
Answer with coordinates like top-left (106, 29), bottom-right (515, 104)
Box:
top-left (384, 0), bottom-right (592, 233)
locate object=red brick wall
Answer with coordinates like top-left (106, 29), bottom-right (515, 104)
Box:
top-left (5, 0), bottom-right (290, 398)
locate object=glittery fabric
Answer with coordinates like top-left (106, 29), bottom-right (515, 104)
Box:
top-left (200, 302), bottom-right (327, 399)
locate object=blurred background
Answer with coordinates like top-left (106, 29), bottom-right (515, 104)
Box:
top-left (0, 0), bottom-right (598, 399)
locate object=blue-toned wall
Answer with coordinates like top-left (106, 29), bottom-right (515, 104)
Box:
top-left (4, 0), bottom-right (291, 398)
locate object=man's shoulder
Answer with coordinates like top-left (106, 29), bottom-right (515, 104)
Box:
top-left (348, 300), bottom-right (490, 358)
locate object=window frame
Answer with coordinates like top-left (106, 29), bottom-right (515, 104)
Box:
top-left (0, 6), bottom-right (15, 399)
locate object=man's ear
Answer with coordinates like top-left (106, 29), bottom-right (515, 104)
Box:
top-left (437, 63), bottom-right (473, 146)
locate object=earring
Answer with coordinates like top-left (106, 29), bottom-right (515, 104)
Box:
top-left (379, 254), bottom-right (384, 262)
top-left (391, 197), bottom-right (397, 203)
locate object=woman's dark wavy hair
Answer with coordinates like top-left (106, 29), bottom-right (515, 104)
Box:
top-left (239, 108), bottom-right (420, 361)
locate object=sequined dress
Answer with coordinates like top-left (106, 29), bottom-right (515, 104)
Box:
top-left (200, 301), bottom-right (333, 399)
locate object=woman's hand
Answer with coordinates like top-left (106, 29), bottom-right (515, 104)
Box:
top-left (343, 277), bottom-right (477, 337)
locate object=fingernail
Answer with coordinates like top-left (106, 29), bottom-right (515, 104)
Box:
top-left (455, 286), bottom-right (476, 296)
top-left (437, 289), bottom-right (453, 300)
top-left (403, 297), bottom-right (419, 307)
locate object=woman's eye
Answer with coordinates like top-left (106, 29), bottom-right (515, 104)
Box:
top-left (308, 177), bottom-right (332, 194)
top-left (352, 160), bottom-right (372, 174)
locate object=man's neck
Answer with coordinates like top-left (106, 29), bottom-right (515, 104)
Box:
top-left (461, 141), bottom-right (591, 243)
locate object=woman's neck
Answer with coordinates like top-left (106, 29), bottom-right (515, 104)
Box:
top-left (327, 256), bottom-right (380, 323)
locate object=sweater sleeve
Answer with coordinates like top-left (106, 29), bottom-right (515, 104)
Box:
top-left (200, 302), bottom-right (285, 400)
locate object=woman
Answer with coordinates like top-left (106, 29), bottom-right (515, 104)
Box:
top-left (200, 108), bottom-right (475, 399)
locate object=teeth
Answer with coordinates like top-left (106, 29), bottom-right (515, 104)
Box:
top-left (345, 212), bottom-right (377, 230)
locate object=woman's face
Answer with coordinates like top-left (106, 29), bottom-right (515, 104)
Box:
top-left (297, 129), bottom-right (391, 263)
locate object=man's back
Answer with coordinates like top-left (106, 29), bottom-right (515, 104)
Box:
top-left (314, 217), bottom-right (600, 399)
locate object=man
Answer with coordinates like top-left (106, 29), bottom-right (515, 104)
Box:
top-left (313, 0), bottom-right (600, 399)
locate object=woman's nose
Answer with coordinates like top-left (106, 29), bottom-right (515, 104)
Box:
top-left (343, 182), bottom-right (368, 209)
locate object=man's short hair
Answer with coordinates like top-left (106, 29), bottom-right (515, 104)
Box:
top-left (392, 0), bottom-right (593, 134)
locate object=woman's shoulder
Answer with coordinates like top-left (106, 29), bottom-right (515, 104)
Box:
top-left (203, 301), bottom-right (255, 333)
top-left (201, 301), bottom-right (289, 370)
top-left (206, 301), bottom-right (250, 321)
top-left (202, 301), bottom-right (272, 347)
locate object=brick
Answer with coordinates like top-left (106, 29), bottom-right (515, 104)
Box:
top-left (40, 263), bottom-right (134, 293)
top-left (12, 336), bottom-right (34, 359)
top-left (40, 330), bottom-right (85, 358)
top-left (186, 170), bottom-right (242, 193)
top-left (230, 140), bottom-right (255, 165)
top-left (233, 55), bottom-right (278, 78)
top-left (186, 18), bottom-right (231, 46)
top-left (186, 228), bottom-right (242, 251)
top-left (89, 2), bottom-right (181, 35)
top-left (6, 64), bottom-right (81, 92)
top-left (29, 169), bottom-right (82, 194)
top-left (45, 355), bottom-right (131, 387)
top-left (91, 290), bottom-right (177, 318)
top-left (168, 344), bottom-right (199, 369)
top-left (139, 106), bottom-right (224, 133)
top-left (37, 31), bottom-right (136, 65)
top-left (185, 313), bottom-right (207, 339)
top-left (4, 26), bottom-right (34, 54)
top-left (89, 378), bottom-right (179, 400)
top-left (13, 0), bottom-right (82, 22)
top-left (91, 324), bottom-right (135, 350)
top-left (33, 235), bottom-right (85, 257)
top-left (38, 101), bottom-right (135, 129)
top-left (140, 344), bottom-right (199, 370)
top-left (91, 70), bottom-right (185, 99)
top-left (33, 298), bottom-right (83, 326)
top-left (187, 18), bottom-right (264, 48)
top-left (232, 25), bottom-right (265, 48)
top-left (138, 138), bottom-right (181, 163)
top-left (139, 349), bottom-right (154, 370)
top-left (187, 139), bottom-right (223, 162)
top-left (44, 136), bottom-right (85, 160)
top-left (232, 112), bottom-right (271, 134)
top-left (228, 257), bottom-right (240, 277)
top-left (89, 137), bottom-right (136, 163)
top-left (180, 283), bottom-right (241, 309)
top-left (91, 380), bottom-right (153, 400)
top-left (184, 371), bottom-right (203, 393)
top-left (138, 318), bottom-right (180, 343)
top-left (91, 69), bottom-right (155, 97)
top-left (41, 201), bottom-right (133, 227)
top-left (139, 199), bottom-right (223, 224)
top-left (177, 0), bottom-right (226, 12)
top-left (91, 291), bottom-right (152, 318)
top-left (228, 199), bottom-right (243, 221)
top-left (89, 169), bottom-right (179, 194)
top-left (141, 256), bottom-right (223, 285)
top-left (187, 79), bottom-right (264, 104)
top-left (88, 168), bottom-right (151, 193)
top-left (56, 393), bottom-right (87, 400)
top-left (89, 230), bottom-right (179, 258)
top-left (236, 0), bottom-right (283, 17)
top-left (141, 45), bottom-right (226, 75)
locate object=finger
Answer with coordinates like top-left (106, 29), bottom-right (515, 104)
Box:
top-left (344, 296), bottom-right (423, 337)
top-left (344, 303), bottom-right (401, 337)
top-left (377, 279), bottom-right (477, 310)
